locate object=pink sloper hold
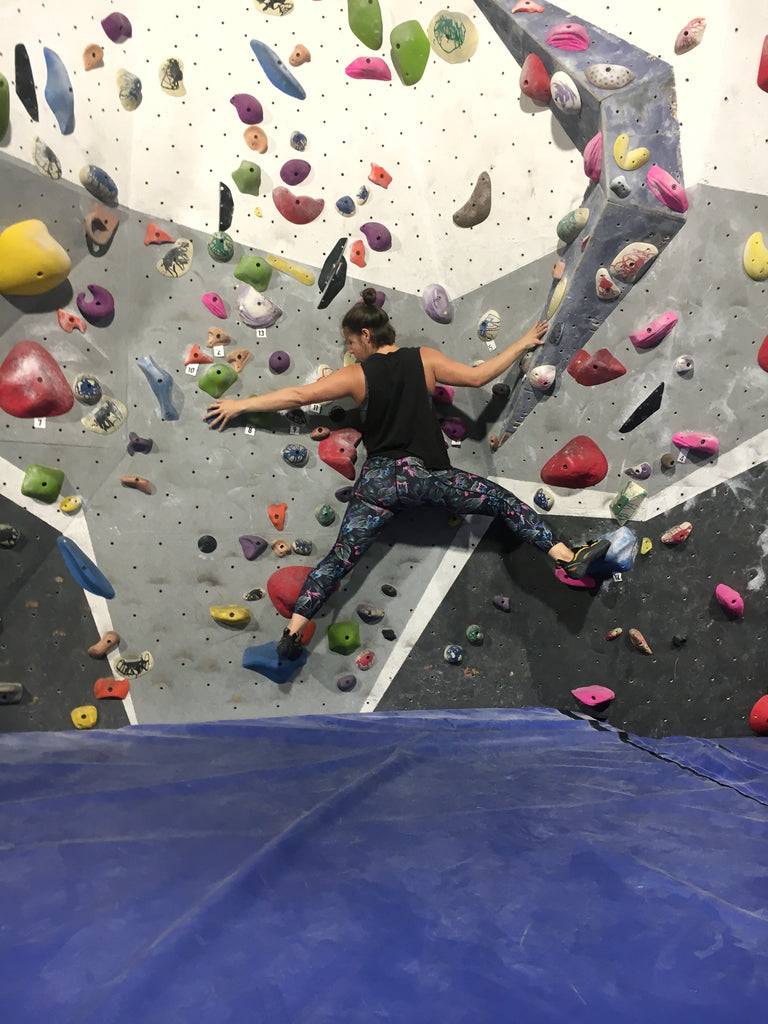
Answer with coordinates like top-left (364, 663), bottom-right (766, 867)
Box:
top-left (672, 431), bottom-right (719, 455)
top-left (674, 18), bottom-right (706, 55)
top-left (272, 186), bottom-right (324, 225)
top-left (540, 435), bottom-right (608, 488)
top-left (202, 292), bottom-right (227, 318)
top-left (571, 685), bottom-right (615, 706)
top-left (583, 132), bottom-right (602, 181)
top-left (519, 53), bottom-right (550, 104)
top-left (345, 57), bottom-right (391, 81)
top-left (629, 311), bottom-right (678, 349)
top-left (715, 584), bottom-right (744, 618)
top-left (546, 23), bottom-right (590, 51)
top-left (647, 165), bottom-right (689, 213)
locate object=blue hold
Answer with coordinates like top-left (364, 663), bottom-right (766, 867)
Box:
top-left (243, 641), bottom-right (307, 683)
top-left (591, 526), bottom-right (638, 575)
top-left (335, 195), bottom-right (355, 216)
top-left (250, 40), bottom-right (306, 101)
top-left (43, 47), bottom-right (74, 135)
top-left (137, 354), bottom-right (180, 421)
top-left (80, 164), bottom-right (119, 205)
top-left (290, 131), bottom-right (307, 151)
top-left (57, 537), bottom-right (115, 599)
top-left (282, 443), bottom-right (308, 467)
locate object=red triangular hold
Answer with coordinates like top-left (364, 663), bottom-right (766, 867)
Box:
top-left (184, 343), bottom-right (214, 366)
top-left (519, 53), bottom-right (551, 104)
top-left (318, 428), bottom-right (362, 480)
top-left (0, 340), bottom-right (74, 418)
top-left (144, 221), bottom-right (174, 245)
top-left (267, 565), bottom-right (313, 618)
top-left (568, 348), bottom-right (627, 386)
top-left (541, 435), bottom-right (608, 488)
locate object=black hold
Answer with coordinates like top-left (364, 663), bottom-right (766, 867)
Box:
top-left (329, 406), bottom-right (347, 423)
top-left (672, 634), bottom-right (687, 648)
top-left (0, 524), bottom-right (22, 549)
top-left (382, 628), bottom-right (396, 641)
top-left (0, 682), bottom-right (23, 705)
top-left (244, 588), bottom-right (266, 601)
top-left (197, 535), bottom-right (217, 553)
top-left (317, 237), bottom-right (348, 310)
top-left (14, 44), bottom-right (38, 121)
top-left (618, 382), bottom-right (664, 434)
top-left (381, 583), bottom-right (397, 597)
top-left (219, 182), bottom-right (234, 233)
top-left (492, 382), bottom-right (510, 399)
top-left (285, 408), bottom-right (307, 426)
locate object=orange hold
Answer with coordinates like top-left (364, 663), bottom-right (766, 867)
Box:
top-left (268, 502), bottom-right (287, 531)
top-left (57, 309), bottom-right (87, 334)
top-left (350, 239), bottom-right (366, 268)
top-left (184, 343), bottom-right (213, 366)
top-left (227, 348), bottom-right (251, 372)
top-left (94, 677), bottom-right (130, 699)
top-left (121, 475), bottom-right (152, 494)
top-left (368, 163), bottom-right (392, 189)
top-left (512, 0), bottom-right (544, 11)
top-left (144, 222), bottom-right (174, 245)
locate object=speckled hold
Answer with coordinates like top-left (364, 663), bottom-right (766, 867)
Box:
top-left (198, 534), bottom-right (217, 553)
top-left (268, 350), bottom-right (291, 373)
top-left (493, 595), bottom-right (511, 613)
top-left (337, 674), bottom-right (357, 692)
top-left (207, 231), bottom-right (235, 263)
top-left (101, 12), bottom-right (132, 43)
top-left (293, 538), bottom-right (313, 556)
top-left (533, 487), bottom-right (554, 511)
top-left (289, 44), bottom-right (311, 67)
top-left (625, 462), bottom-right (651, 480)
top-left (72, 374), bottom-right (102, 405)
top-left (315, 503), bottom-right (335, 526)
top-left (355, 649), bottom-right (375, 670)
top-left (466, 624), bottom-right (484, 646)
top-left (359, 222), bottom-right (391, 252)
top-left (443, 644), bottom-right (464, 665)
top-left (585, 64), bottom-right (635, 90)
top-left (336, 196), bottom-right (356, 216)
top-left (282, 443), bottom-right (308, 468)
top-left (280, 158), bottom-right (311, 186)
top-left (79, 165), bottom-right (118, 205)
top-left (230, 93), bottom-right (264, 124)
top-left (290, 130), bottom-right (307, 151)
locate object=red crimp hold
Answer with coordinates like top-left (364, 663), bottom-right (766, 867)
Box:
top-left (318, 428), bottom-right (362, 480)
top-left (368, 163), bottom-right (392, 189)
top-left (94, 677), bottom-right (130, 699)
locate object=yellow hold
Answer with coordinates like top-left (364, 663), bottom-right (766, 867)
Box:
top-left (613, 133), bottom-right (650, 172)
top-left (210, 604), bottom-right (252, 627)
top-left (71, 705), bottom-right (98, 729)
top-left (547, 277), bottom-right (567, 318)
top-left (0, 219), bottom-right (72, 295)
top-left (743, 232), bottom-right (768, 281)
top-left (267, 253), bottom-right (315, 286)
top-left (640, 536), bottom-right (653, 555)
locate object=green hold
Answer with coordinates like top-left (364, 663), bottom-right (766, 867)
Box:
top-left (21, 463), bottom-right (65, 504)
top-left (234, 254), bottom-right (272, 291)
top-left (390, 20), bottom-right (430, 86)
top-left (232, 160), bottom-right (261, 196)
top-left (0, 74), bottom-right (9, 143)
top-left (198, 363), bottom-right (239, 399)
top-left (327, 620), bottom-right (360, 655)
top-left (244, 395), bottom-right (275, 431)
top-left (466, 624), bottom-right (484, 646)
top-left (314, 503), bottom-right (335, 526)
top-left (348, 0), bottom-right (382, 50)
top-left (556, 207), bottom-right (589, 246)
top-left (207, 231), bottom-right (234, 263)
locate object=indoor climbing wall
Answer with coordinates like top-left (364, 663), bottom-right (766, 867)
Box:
top-left (1, 1), bottom-right (768, 738)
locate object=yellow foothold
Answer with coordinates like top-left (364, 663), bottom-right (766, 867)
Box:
top-left (254, 207), bottom-right (262, 218)
top-left (743, 232), bottom-right (768, 281)
top-left (60, 495), bottom-right (82, 514)
top-left (0, 220), bottom-right (72, 296)
top-left (447, 514), bottom-right (463, 527)
top-left (266, 253), bottom-right (315, 286)
top-left (71, 705), bottom-right (98, 729)
top-left (640, 536), bottom-right (653, 555)
top-left (209, 605), bottom-right (252, 628)
top-left (613, 133), bottom-right (650, 172)
top-left (547, 277), bottom-right (567, 318)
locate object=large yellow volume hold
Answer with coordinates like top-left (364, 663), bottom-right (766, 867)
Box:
top-left (0, 219), bottom-right (72, 295)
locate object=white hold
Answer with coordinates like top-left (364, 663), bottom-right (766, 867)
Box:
top-left (585, 64), bottom-right (635, 89)
top-left (674, 354), bottom-right (694, 374)
top-left (478, 309), bottom-right (501, 341)
top-left (529, 364), bottom-right (557, 389)
top-left (550, 71), bottom-right (581, 114)
top-left (236, 284), bottom-right (283, 328)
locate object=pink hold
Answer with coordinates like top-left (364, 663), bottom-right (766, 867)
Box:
top-left (202, 292), bottom-right (227, 319)
top-left (345, 57), bottom-right (392, 81)
top-left (432, 384), bottom-right (455, 404)
top-left (440, 418), bottom-right (467, 442)
top-left (647, 165), bottom-right (689, 213)
top-left (546, 23), bottom-right (590, 51)
top-left (715, 584), bottom-right (744, 618)
top-left (272, 186), bottom-right (324, 226)
top-left (555, 567), bottom-right (597, 589)
top-left (629, 311), bottom-right (678, 349)
top-left (672, 431), bottom-right (719, 455)
top-left (571, 685), bottom-right (615, 706)
top-left (583, 132), bottom-right (602, 181)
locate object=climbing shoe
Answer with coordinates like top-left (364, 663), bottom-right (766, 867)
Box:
top-left (277, 627), bottom-right (304, 661)
top-left (561, 538), bottom-right (610, 580)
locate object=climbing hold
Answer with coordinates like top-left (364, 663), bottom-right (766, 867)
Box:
top-left (268, 503), bottom-right (288, 532)
top-left (613, 134), bottom-right (650, 171)
top-left (85, 204), bottom-right (120, 250)
top-left (185, 344), bottom-right (213, 366)
top-left (661, 521), bottom-right (693, 545)
top-left (336, 485), bottom-right (354, 503)
top-left (640, 537), bottom-right (653, 556)
top-left (94, 678), bottom-right (130, 700)
top-left (144, 222), bottom-right (174, 245)
top-left (381, 583), bottom-right (397, 597)
top-left (672, 431), bottom-right (719, 455)
top-left (348, 0), bottom-right (383, 49)
top-left (750, 694), bottom-right (768, 735)
top-left (198, 535), bottom-right (217, 555)
top-left (0, 341), bottom-right (73, 419)
top-left (390, 20), bottom-right (431, 86)
top-left (356, 185), bottom-right (370, 205)
top-left (337, 196), bottom-right (357, 216)
top-left (619, 383), bottom-right (664, 433)
top-left (432, 385), bottom-right (454, 404)
top-left (254, 0), bottom-right (294, 14)
top-left (610, 242), bottom-right (658, 283)
top-left (102, 12), bottom-right (132, 42)
top-left (350, 240), bottom-right (366, 268)
top-left (0, 525), bottom-right (21, 549)
top-left (327, 621), bottom-right (361, 655)
top-left (440, 419), bottom-right (467, 442)
top-left (572, 686), bottom-right (615, 709)
top-left (81, 397), bottom-right (127, 434)
top-left (443, 644), bottom-right (464, 665)
top-left (289, 44), bottom-right (310, 66)
top-left (0, 220), bottom-right (71, 296)
top-left (360, 222), bottom-right (392, 252)
top-left (116, 69), bottom-right (142, 110)
top-left (315, 503), bottom-right (335, 526)
top-left (272, 186), bottom-right (324, 225)
top-left (240, 535), bottom-right (267, 560)
top-left (492, 595), bottom-right (511, 613)
top-left (422, 284), bottom-right (454, 324)
top-left (237, 285), bottom-right (283, 328)
top-left (115, 652), bottom-right (154, 678)
top-left (492, 383), bottom-right (509, 399)
top-left (137, 354), bottom-right (180, 420)
top-left (546, 278), bottom-right (567, 317)
top-left (549, 71), bottom-right (581, 114)
top-left (585, 64), bottom-right (635, 89)
top-left (345, 57), bottom-right (392, 81)
top-left (267, 565), bottom-right (314, 620)
top-left (605, 627), bottom-right (623, 641)
top-left (556, 208), bottom-right (589, 246)
top-left (244, 588), bottom-right (265, 602)
top-left (198, 363), bottom-right (238, 399)
top-left (232, 160), bottom-right (262, 196)
top-left (159, 58), bottom-right (185, 96)
top-left (660, 453), bottom-right (676, 470)
top-left (83, 44), bottom-right (104, 71)
top-left (290, 130), bottom-right (307, 151)
top-left (568, 349), bottom-right (626, 385)
top-left (31, 137), bottom-right (62, 179)
top-left (125, 432), bottom-right (153, 457)
top-left (546, 23), bottom-right (590, 51)
top-left (58, 309), bottom-right (87, 335)
top-left (356, 603), bottom-right (384, 625)
top-left (210, 605), bottom-right (252, 628)
top-left (316, 239), bottom-right (347, 312)
top-left (529, 365), bottom-right (556, 390)
top-left (465, 624), bottom-right (484, 646)
top-left (519, 53), bottom-right (551, 104)
top-left (319, 428), bottom-right (361, 479)
top-left (59, 495), bottom-right (82, 514)
top-left (282, 443), bottom-right (309, 467)
top-left (610, 480), bottom-right (647, 524)
top-left (71, 706), bottom-right (98, 730)
top-left (610, 175), bottom-right (631, 198)
top-left (243, 641), bottom-right (308, 683)
top-left (79, 164), bottom-right (118, 205)
top-left (156, 239), bottom-right (193, 278)
top-left (218, 182), bottom-right (234, 233)
top-left (428, 9), bottom-right (478, 63)
top-left (625, 463), bottom-right (651, 481)
top-left (0, 73), bottom-right (8, 142)
top-left (552, 260), bottom-right (565, 281)
top-left (743, 232), bottom-right (768, 280)
top-left (292, 538), bottom-right (313, 557)
top-left (337, 674), bottom-right (357, 692)
top-left (270, 538), bottom-right (293, 558)
top-left (226, 349), bottom-right (250, 373)
top-left (280, 158), bottom-right (311, 186)
top-left (629, 311), bottom-right (678, 349)
top-left (513, 0), bottom-right (544, 10)
top-left (268, 350), bottom-right (291, 374)
top-left (121, 476), bottom-right (152, 495)
top-left (207, 232), bottom-right (235, 263)
top-left (541, 436), bottom-right (608, 488)
top-left (88, 631), bottom-right (120, 659)
top-left (0, 683), bottom-right (23, 705)
top-left (14, 43), bottom-right (38, 121)
top-left (77, 284), bottom-right (115, 324)
top-left (250, 39), bottom-right (306, 100)
top-left (369, 163), bottom-right (392, 189)
top-left (477, 311), bottom-right (503, 346)
top-left (647, 165), bottom-right (689, 213)
top-left (208, 328), bottom-right (230, 348)
top-left (57, 536), bottom-right (115, 598)
top-left (533, 487), bottom-right (554, 511)
top-left (453, 171), bottom-right (491, 227)
top-left (267, 254), bottom-right (315, 285)
top-left (231, 94), bottom-right (263, 125)
top-left (234, 255), bottom-right (273, 291)
top-left (628, 628), bottom-right (652, 655)
top-left (715, 584), bottom-right (744, 618)
top-left (43, 48), bottom-right (75, 134)
top-left (356, 650), bottom-right (375, 670)
top-left (583, 132), bottom-right (602, 181)
top-left (675, 18), bottom-right (706, 55)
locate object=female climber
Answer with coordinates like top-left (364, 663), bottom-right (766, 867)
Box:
top-left (204, 288), bottom-right (608, 659)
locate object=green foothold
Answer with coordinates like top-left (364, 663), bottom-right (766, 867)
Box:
top-left (232, 160), bottom-right (262, 196)
top-left (207, 231), bottom-right (234, 262)
top-left (348, 0), bottom-right (383, 50)
top-left (390, 20), bottom-right (430, 86)
top-left (198, 363), bottom-right (239, 399)
top-left (556, 207), bottom-right (589, 246)
top-left (314, 503), bottom-right (335, 526)
top-left (234, 254), bottom-right (273, 291)
top-left (0, 74), bottom-right (10, 143)
top-left (466, 624), bottom-right (484, 646)
top-left (327, 620), bottom-right (361, 655)
top-left (21, 463), bottom-right (65, 504)
top-left (244, 395), bottom-right (275, 431)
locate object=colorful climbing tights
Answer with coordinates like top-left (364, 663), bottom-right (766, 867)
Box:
top-left (293, 456), bottom-right (557, 619)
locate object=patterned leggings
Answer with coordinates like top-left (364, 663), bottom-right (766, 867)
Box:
top-left (294, 456), bottom-right (557, 620)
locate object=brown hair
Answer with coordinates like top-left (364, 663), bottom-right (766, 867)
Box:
top-left (341, 287), bottom-right (396, 348)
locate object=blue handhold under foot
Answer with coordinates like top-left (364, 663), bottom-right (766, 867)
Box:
top-left (137, 354), bottom-right (180, 421)
top-left (57, 536), bottom-right (115, 599)
top-left (242, 641), bottom-right (307, 683)
top-left (591, 526), bottom-right (638, 575)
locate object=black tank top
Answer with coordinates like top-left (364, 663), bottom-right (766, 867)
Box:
top-left (360, 347), bottom-right (451, 469)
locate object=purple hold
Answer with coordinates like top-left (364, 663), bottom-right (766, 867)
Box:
top-left (77, 284), bottom-right (115, 324)
top-left (337, 674), bottom-right (357, 692)
top-left (432, 385), bottom-right (454, 405)
top-left (230, 93), bottom-right (263, 124)
top-left (422, 283), bottom-right (454, 324)
top-left (101, 12), bottom-right (132, 43)
top-left (493, 595), bottom-right (511, 613)
top-left (335, 485), bottom-right (354, 503)
top-left (625, 462), bottom-right (652, 480)
top-left (127, 432), bottom-right (153, 456)
top-left (269, 350), bottom-right (291, 373)
top-left (280, 159), bottom-right (311, 186)
top-left (360, 222), bottom-right (392, 252)
top-left (440, 418), bottom-right (467, 442)
top-left (239, 535), bottom-right (267, 560)
top-left (374, 290), bottom-right (386, 308)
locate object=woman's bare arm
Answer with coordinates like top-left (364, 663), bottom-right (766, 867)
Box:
top-left (420, 320), bottom-right (548, 390)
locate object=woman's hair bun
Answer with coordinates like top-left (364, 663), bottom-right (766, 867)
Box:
top-left (360, 287), bottom-right (377, 306)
